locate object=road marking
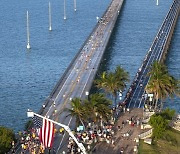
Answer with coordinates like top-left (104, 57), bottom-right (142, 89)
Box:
top-left (56, 116), bottom-right (72, 153)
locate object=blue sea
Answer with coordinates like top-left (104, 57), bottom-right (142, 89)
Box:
top-left (0, 0), bottom-right (179, 132)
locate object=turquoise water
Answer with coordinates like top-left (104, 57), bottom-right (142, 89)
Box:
top-left (0, 0), bottom-right (179, 132)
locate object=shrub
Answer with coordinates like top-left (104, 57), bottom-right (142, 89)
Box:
top-left (149, 115), bottom-right (168, 139)
top-left (160, 108), bottom-right (176, 120)
top-left (0, 126), bottom-right (15, 154)
top-left (24, 120), bottom-right (33, 131)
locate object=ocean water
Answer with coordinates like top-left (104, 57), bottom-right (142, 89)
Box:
top-left (0, 0), bottom-right (179, 132)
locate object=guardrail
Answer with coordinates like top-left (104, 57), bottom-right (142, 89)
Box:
top-left (139, 128), bottom-right (153, 139)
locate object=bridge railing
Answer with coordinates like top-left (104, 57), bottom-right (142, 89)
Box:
top-left (138, 128), bottom-right (153, 139)
top-left (159, 0), bottom-right (180, 61)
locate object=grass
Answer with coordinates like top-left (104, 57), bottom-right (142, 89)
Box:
top-left (138, 128), bottom-right (180, 154)
top-left (138, 140), bottom-right (158, 154)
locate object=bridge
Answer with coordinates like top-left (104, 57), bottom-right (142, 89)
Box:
top-left (125, 0), bottom-right (180, 109)
top-left (13, 0), bottom-right (180, 153)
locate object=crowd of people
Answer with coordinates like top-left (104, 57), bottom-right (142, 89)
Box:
top-left (66, 122), bottom-right (116, 154)
top-left (64, 107), bottom-right (143, 154)
top-left (17, 129), bottom-right (45, 154)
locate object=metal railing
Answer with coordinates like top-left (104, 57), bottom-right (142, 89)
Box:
top-left (139, 129), bottom-right (153, 139)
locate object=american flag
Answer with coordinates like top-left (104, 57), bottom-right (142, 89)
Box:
top-left (32, 115), bottom-right (54, 148)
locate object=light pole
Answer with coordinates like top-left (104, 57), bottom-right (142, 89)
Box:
top-left (27, 109), bottom-right (87, 154)
top-left (119, 91), bottom-right (122, 101)
top-left (85, 91), bottom-right (89, 99)
top-left (96, 16), bottom-right (99, 22)
top-left (148, 94), bottom-right (153, 102)
top-left (148, 93), bottom-right (154, 110)
top-left (100, 115), bottom-right (103, 127)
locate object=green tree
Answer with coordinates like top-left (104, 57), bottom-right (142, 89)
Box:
top-left (24, 120), bottom-right (33, 131)
top-left (104, 72), bottom-right (119, 103)
top-left (146, 61), bottom-right (179, 109)
top-left (0, 126), bottom-right (15, 154)
top-left (65, 98), bottom-right (87, 128)
top-left (114, 65), bottom-right (129, 91)
top-left (95, 72), bottom-right (119, 104)
top-left (149, 115), bottom-right (168, 139)
top-left (85, 93), bottom-right (112, 123)
top-left (95, 71), bottom-right (107, 91)
top-left (160, 108), bottom-right (176, 120)
top-left (95, 65), bottom-right (129, 106)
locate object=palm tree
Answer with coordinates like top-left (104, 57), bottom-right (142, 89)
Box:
top-left (104, 72), bottom-right (120, 105)
top-left (85, 93), bottom-right (112, 123)
top-left (65, 98), bottom-right (88, 128)
top-left (115, 65), bottom-right (129, 91)
top-left (95, 65), bottom-right (129, 106)
top-left (94, 71), bottom-right (107, 91)
top-left (146, 61), bottom-right (179, 110)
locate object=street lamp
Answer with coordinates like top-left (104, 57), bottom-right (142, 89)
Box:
top-left (42, 104), bottom-right (46, 109)
top-left (148, 93), bottom-right (154, 110)
top-left (119, 91), bottom-right (122, 101)
top-left (96, 16), bottom-right (99, 22)
top-left (27, 110), bottom-right (87, 154)
top-left (100, 115), bottom-right (103, 127)
top-left (85, 91), bottom-right (89, 96)
top-left (148, 94), bottom-right (153, 102)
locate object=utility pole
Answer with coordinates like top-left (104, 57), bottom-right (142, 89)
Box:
top-left (49, 2), bottom-right (52, 31)
top-left (74, 0), bottom-right (77, 11)
top-left (26, 11), bottom-right (31, 49)
top-left (64, 0), bottom-right (66, 19)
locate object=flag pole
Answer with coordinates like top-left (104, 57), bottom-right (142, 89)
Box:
top-left (27, 109), bottom-right (87, 154)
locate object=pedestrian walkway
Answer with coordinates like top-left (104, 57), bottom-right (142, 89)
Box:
top-left (93, 108), bottom-right (146, 154)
